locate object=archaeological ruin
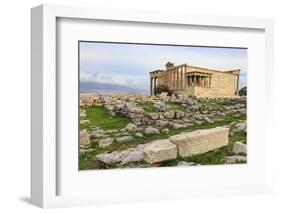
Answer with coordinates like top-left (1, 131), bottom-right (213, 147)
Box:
top-left (149, 62), bottom-right (240, 98)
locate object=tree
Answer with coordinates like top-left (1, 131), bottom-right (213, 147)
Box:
top-left (154, 84), bottom-right (173, 96)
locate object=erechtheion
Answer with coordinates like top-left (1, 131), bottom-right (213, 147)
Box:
top-left (149, 62), bottom-right (240, 98)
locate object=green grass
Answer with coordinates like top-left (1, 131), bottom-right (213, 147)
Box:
top-left (166, 101), bottom-right (186, 111)
top-left (230, 132), bottom-right (247, 143)
top-left (136, 102), bottom-right (155, 113)
top-left (80, 106), bottom-right (131, 130)
top-left (79, 109), bottom-right (247, 170)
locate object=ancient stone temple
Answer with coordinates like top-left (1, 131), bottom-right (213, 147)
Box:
top-left (149, 62), bottom-right (240, 98)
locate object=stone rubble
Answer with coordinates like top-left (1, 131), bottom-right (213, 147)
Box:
top-left (80, 94), bottom-right (247, 168)
top-left (233, 141), bottom-right (247, 155)
top-left (80, 129), bottom-right (90, 146)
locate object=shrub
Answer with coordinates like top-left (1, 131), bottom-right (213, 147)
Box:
top-left (154, 84), bottom-right (172, 96)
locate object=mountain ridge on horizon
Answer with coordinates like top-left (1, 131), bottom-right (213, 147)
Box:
top-left (80, 81), bottom-right (148, 94)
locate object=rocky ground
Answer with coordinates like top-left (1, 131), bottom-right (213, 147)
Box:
top-left (79, 93), bottom-right (247, 170)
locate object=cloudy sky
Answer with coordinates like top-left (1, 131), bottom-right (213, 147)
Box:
top-left (79, 42), bottom-right (247, 92)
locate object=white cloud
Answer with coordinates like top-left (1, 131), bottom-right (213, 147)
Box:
top-left (80, 43), bottom-right (247, 90)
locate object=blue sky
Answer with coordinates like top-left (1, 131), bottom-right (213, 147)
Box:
top-left (79, 42), bottom-right (247, 91)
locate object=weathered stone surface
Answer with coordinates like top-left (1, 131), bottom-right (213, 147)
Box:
top-left (170, 122), bottom-right (186, 129)
top-left (115, 136), bottom-right (133, 143)
top-left (121, 151), bottom-right (143, 164)
top-left (147, 113), bottom-right (159, 120)
top-left (230, 121), bottom-right (247, 135)
top-left (80, 119), bottom-right (90, 125)
top-left (135, 132), bottom-right (144, 137)
top-left (161, 128), bottom-right (170, 133)
top-left (80, 129), bottom-right (90, 146)
top-left (80, 112), bottom-right (86, 119)
top-left (164, 110), bottom-right (175, 119)
top-left (90, 129), bottom-right (105, 139)
top-left (143, 139), bottom-right (177, 164)
top-left (125, 123), bottom-right (137, 131)
top-left (98, 138), bottom-right (113, 147)
top-left (153, 101), bottom-right (166, 112)
top-left (224, 155), bottom-right (247, 164)
top-left (175, 111), bottom-right (185, 119)
top-left (177, 161), bottom-right (197, 166)
top-left (96, 142), bottom-right (154, 166)
top-left (169, 127), bottom-right (229, 157)
top-left (144, 126), bottom-right (160, 135)
top-left (129, 107), bottom-right (145, 114)
top-left (155, 120), bottom-right (169, 127)
top-left (233, 141), bottom-right (247, 154)
top-left (96, 152), bottom-right (123, 165)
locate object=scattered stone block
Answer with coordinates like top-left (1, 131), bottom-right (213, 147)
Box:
top-left (116, 136), bottom-right (133, 143)
top-left (153, 101), bottom-right (166, 112)
top-left (125, 123), bottom-right (137, 131)
top-left (158, 92), bottom-right (168, 100)
top-left (224, 155), bottom-right (247, 164)
top-left (169, 127), bottom-right (229, 157)
top-left (233, 141), bottom-right (247, 154)
top-left (143, 139), bottom-right (177, 164)
top-left (170, 122), bottom-right (186, 129)
top-left (135, 132), bottom-right (143, 137)
top-left (80, 119), bottom-right (90, 125)
top-left (230, 121), bottom-right (247, 135)
top-left (156, 120), bottom-right (169, 127)
top-left (144, 126), bottom-right (160, 135)
top-left (175, 111), bottom-right (185, 119)
top-left (161, 128), bottom-right (170, 134)
top-left (90, 129), bottom-right (105, 139)
top-left (98, 138), bottom-right (113, 147)
top-left (80, 129), bottom-right (90, 146)
top-left (177, 161), bottom-right (197, 166)
top-left (164, 110), bottom-right (175, 119)
top-left (121, 151), bottom-right (144, 164)
top-left (147, 113), bottom-right (159, 120)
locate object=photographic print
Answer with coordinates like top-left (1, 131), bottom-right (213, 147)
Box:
top-left (79, 41), bottom-right (247, 170)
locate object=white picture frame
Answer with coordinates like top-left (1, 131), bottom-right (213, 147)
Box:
top-left (31, 4), bottom-right (274, 208)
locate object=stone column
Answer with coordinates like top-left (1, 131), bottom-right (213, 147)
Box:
top-left (150, 77), bottom-right (153, 95)
top-left (181, 67), bottom-right (184, 89)
top-left (173, 69), bottom-right (176, 89)
top-left (236, 75), bottom-right (239, 95)
top-left (170, 70), bottom-right (172, 88)
top-left (154, 77), bottom-right (157, 95)
top-left (203, 77), bottom-right (206, 87)
top-left (174, 69), bottom-right (176, 90)
top-left (182, 66), bottom-right (185, 89)
top-left (175, 68), bottom-right (178, 89)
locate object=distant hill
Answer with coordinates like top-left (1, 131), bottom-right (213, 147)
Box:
top-left (239, 86), bottom-right (247, 96)
top-left (80, 81), bottom-right (147, 94)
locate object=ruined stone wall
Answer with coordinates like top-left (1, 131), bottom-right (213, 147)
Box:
top-left (209, 72), bottom-right (236, 96)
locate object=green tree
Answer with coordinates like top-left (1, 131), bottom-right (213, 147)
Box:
top-left (154, 84), bottom-right (172, 96)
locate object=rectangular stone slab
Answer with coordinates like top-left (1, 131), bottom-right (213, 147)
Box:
top-left (143, 139), bottom-right (177, 164)
top-left (169, 127), bottom-right (229, 157)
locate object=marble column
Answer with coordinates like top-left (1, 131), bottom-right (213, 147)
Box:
top-left (154, 77), bottom-right (157, 95)
top-left (236, 75), bottom-right (239, 95)
top-left (150, 77), bottom-right (153, 95)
